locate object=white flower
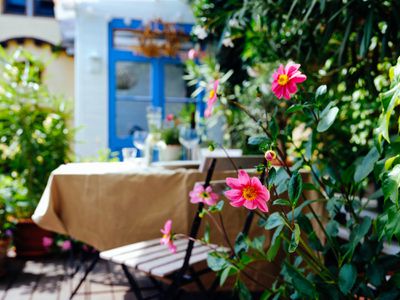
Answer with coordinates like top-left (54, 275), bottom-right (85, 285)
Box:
top-left (229, 18), bottom-right (240, 28)
top-left (222, 37), bottom-right (234, 48)
top-left (192, 25), bottom-right (208, 40)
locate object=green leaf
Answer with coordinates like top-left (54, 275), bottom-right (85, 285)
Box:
top-left (338, 263), bottom-right (357, 294)
top-left (284, 263), bottom-right (317, 298)
top-left (248, 135), bottom-right (270, 146)
top-left (266, 236), bottom-right (281, 262)
top-left (204, 222), bottom-right (210, 243)
top-left (317, 106), bottom-right (339, 132)
top-left (265, 212), bottom-right (284, 230)
top-left (267, 167), bottom-right (277, 187)
top-left (216, 200), bottom-right (224, 211)
top-left (273, 198), bottom-right (291, 206)
top-left (207, 252), bottom-right (228, 271)
top-left (360, 10), bottom-right (373, 57)
top-left (384, 155), bottom-right (399, 170)
top-left (234, 232), bottom-right (249, 255)
top-left (326, 220), bottom-right (339, 237)
top-left (286, 104), bottom-right (304, 114)
top-left (354, 147), bottom-right (380, 182)
top-left (251, 235), bottom-right (266, 252)
top-left (287, 200), bottom-right (317, 221)
top-left (288, 223), bottom-right (300, 253)
top-left (348, 217), bottom-right (372, 252)
top-left (220, 265), bottom-right (233, 286)
top-left (366, 264), bottom-right (384, 287)
top-left (236, 280), bottom-right (252, 300)
top-left (288, 172), bottom-right (303, 206)
top-left (260, 290), bottom-right (272, 300)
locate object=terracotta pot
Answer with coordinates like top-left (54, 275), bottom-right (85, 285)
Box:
top-left (159, 144), bottom-right (182, 161)
top-left (0, 237), bottom-right (10, 277)
top-left (14, 219), bottom-right (53, 258)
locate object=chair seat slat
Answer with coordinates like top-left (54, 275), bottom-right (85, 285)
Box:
top-left (150, 249), bottom-right (211, 277)
top-left (101, 239), bottom-right (188, 263)
top-left (100, 238), bottom-right (160, 259)
top-left (121, 241), bottom-right (198, 267)
top-left (136, 245), bottom-right (210, 274)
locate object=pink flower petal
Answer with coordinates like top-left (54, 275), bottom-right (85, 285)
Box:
top-left (285, 63), bottom-right (300, 76)
top-left (283, 88), bottom-right (291, 100)
top-left (256, 199), bottom-right (269, 212)
top-left (226, 177), bottom-right (243, 189)
top-left (224, 189), bottom-right (243, 200)
top-left (287, 82), bottom-right (298, 94)
top-left (238, 170), bottom-right (251, 186)
top-left (290, 73), bottom-right (307, 83)
top-left (229, 197), bottom-right (246, 207)
top-left (243, 200), bottom-right (257, 210)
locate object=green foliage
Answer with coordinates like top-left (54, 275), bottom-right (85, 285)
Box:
top-left (338, 263), bottom-right (357, 294)
top-left (184, 2), bottom-right (400, 299)
top-left (0, 48), bottom-right (73, 218)
top-left (160, 127), bottom-right (180, 145)
top-left (0, 175), bottom-right (23, 238)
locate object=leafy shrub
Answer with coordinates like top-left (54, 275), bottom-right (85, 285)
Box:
top-left (0, 48), bottom-right (73, 218)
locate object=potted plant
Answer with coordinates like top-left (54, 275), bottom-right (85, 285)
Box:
top-left (159, 114), bottom-right (182, 161)
top-left (0, 48), bottom-right (72, 257)
top-left (0, 176), bottom-right (15, 276)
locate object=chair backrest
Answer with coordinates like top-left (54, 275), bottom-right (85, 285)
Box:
top-left (199, 155), bottom-right (263, 173)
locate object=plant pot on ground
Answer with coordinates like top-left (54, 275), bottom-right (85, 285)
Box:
top-left (0, 237), bottom-right (11, 277)
top-left (13, 219), bottom-right (53, 258)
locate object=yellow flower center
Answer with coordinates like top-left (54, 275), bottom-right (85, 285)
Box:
top-left (277, 74), bottom-right (289, 86)
top-left (162, 234), bottom-right (169, 240)
top-left (242, 186), bottom-right (257, 201)
top-left (201, 192), bottom-right (210, 198)
top-left (209, 90), bottom-right (215, 99)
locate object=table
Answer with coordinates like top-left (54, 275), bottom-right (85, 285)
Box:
top-left (32, 162), bottom-right (239, 251)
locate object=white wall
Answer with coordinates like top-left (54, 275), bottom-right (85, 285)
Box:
top-left (74, 6), bottom-right (109, 158)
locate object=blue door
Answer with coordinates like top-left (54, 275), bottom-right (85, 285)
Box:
top-left (108, 19), bottom-right (195, 153)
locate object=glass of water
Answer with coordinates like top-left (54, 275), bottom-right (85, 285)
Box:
top-left (179, 126), bottom-right (200, 160)
top-left (133, 130), bottom-right (148, 157)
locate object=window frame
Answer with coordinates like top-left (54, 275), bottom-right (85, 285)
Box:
top-left (108, 18), bottom-right (195, 152)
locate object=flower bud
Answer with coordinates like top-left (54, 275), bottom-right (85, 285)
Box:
top-left (265, 150), bottom-right (277, 162)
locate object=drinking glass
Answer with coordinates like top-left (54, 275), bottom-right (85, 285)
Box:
top-left (133, 130), bottom-right (148, 157)
top-left (179, 126), bottom-right (200, 160)
top-left (122, 147), bottom-right (138, 162)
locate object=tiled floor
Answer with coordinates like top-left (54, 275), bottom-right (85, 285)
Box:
top-left (0, 256), bottom-right (236, 300)
top-left (1, 257), bottom-right (140, 300)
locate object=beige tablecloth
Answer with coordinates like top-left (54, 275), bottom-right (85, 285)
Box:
top-left (32, 162), bottom-right (239, 251)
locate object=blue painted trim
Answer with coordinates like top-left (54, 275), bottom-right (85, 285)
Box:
top-left (197, 88), bottom-right (206, 118)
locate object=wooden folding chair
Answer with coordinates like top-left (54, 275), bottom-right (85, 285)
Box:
top-left (74, 155), bottom-right (263, 299)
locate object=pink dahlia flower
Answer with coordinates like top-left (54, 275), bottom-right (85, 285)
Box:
top-left (61, 240), bottom-right (72, 251)
top-left (160, 220), bottom-right (176, 253)
top-left (42, 236), bottom-right (53, 248)
top-left (189, 184), bottom-right (219, 206)
top-left (204, 80), bottom-right (219, 118)
top-left (225, 170), bottom-right (270, 212)
top-left (166, 113), bottom-right (174, 122)
top-left (271, 63), bottom-right (307, 100)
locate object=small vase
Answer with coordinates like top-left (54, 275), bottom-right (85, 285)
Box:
top-left (159, 144), bottom-right (182, 161)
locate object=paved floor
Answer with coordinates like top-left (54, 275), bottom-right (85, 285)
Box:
top-left (0, 256), bottom-right (237, 300)
top-left (0, 256), bottom-right (142, 300)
